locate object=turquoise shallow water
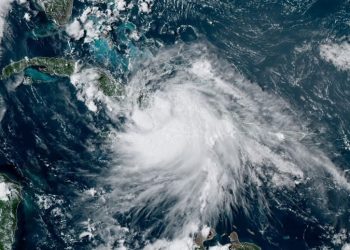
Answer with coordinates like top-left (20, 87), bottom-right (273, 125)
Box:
top-left (0, 0), bottom-right (350, 249)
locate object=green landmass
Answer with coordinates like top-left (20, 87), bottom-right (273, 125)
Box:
top-left (1, 57), bottom-right (75, 80)
top-left (39, 0), bottom-right (74, 25)
top-left (194, 229), bottom-right (261, 250)
top-left (97, 70), bottom-right (124, 97)
top-left (230, 242), bottom-right (261, 250)
top-left (229, 231), bottom-right (261, 250)
top-left (0, 175), bottom-right (21, 250)
top-left (1, 57), bottom-right (122, 97)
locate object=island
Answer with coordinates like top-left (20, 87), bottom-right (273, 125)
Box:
top-left (194, 228), bottom-right (261, 250)
top-left (228, 231), bottom-right (261, 250)
top-left (0, 174), bottom-right (21, 250)
top-left (1, 57), bottom-right (75, 79)
top-left (0, 57), bottom-right (122, 97)
top-left (37, 0), bottom-right (74, 25)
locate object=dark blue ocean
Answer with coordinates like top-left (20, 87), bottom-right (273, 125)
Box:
top-left (0, 0), bottom-right (350, 249)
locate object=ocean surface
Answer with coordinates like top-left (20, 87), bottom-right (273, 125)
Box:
top-left (0, 0), bottom-right (350, 249)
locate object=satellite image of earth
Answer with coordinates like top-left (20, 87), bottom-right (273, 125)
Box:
top-left (0, 0), bottom-right (350, 249)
